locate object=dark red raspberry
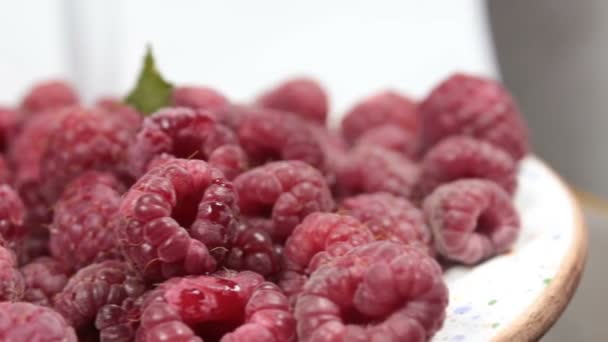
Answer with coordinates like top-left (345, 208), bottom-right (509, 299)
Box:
top-left (128, 107), bottom-right (247, 180)
top-left (117, 158), bottom-right (239, 281)
top-left (237, 108), bottom-right (324, 170)
top-left (340, 192), bottom-right (431, 251)
top-left (0, 155), bottom-right (12, 184)
top-left (49, 171), bottom-right (124, 270)
top-left (0, 184), bottom-right (26, 246)
top-left (0, 238), bottom-right (25, 301)
top-left (40, 106), bottom-right (136, 203)
top-left (0, 302), bottom-right (77, 341)
top-left (341, 90), bottom-right (417, 143)
top-left (171, 86), bottom-right (229, 110)
top-left (423, 179), bottom-right (520, 264)
top-left (355, 124), bottom-right (417, 159)
top-left (234, 161), bottom-right (335, 241)
top-left (257, 77), bottom-right (329, 124)
top-left (336, 145), bottom-right (419, 199)
top-left (224, 222), bottom-right (282, 277)
top-left (20, 80), bottom-right (79, 115)
top-left (21, 257), bottom-right (70, 306)
top-left (295, 241), bottom-right (448, 342)
top-left (417, 136), bottom-right (517, 199)
top-left (17, 230), bottom-right (50, 265)
top-left (96, 296), bottom-right (145, 342)
top-left (54, 260), bottom-right (146, 330)
top-left (0, 106), bottom-right (20, 152)
top-left (418, 73), bottom-right (529, 160)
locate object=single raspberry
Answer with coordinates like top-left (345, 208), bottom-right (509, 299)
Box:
top-left (336, 145), bottom-right (419, 199)
top-left (96, 296), bottom-right (145, 342)
top-left (234, 161), bottom-right (335, 241)
top-left (308, 123), bottom-right (348, 190)
top-left (128, 107), bottom-right (247, 179)
top-left (341, 90), bottom-right (417, 143)
top-left (295, 241), bottom-right (448, 342)
top-left (0, 238), bottom-right (24, 301)
top-left (417, 136), bottom-right (517, 199)
top-left (0, 107), bottom-right (20, 152)
top-left (224, 222), bottom-right (282, 276)
top-left (423, 179), bottom-right (521, 264)
top-left (136, 271), bottom-right (295, 342)
top-left (340, 192), bottom-right (431, 251)
top-left (0, 302), bottom-right (77, 341)
top-left (418, 73), bottom-right (529, 160)
top-left (171, 86), bottom-right (229, 110)
top-left (237, 108), bottom-right (324, 170)
top-left (53, 260), bottom-right (146, 330)
top-left (355, 124), bottom-right (417, 158)
top-left (20, 80), bottom-right (78, 115)
top-left (49, 171), bottom-right (124, 270)
top-left (0, 184), bottom-right (26, 246)
top-left (257, 77), bottom-right (329, 124)
top-left (95, 97), bottom-right (143, 132)
top-left (40, 106), bottom-right (136, 203)
top-left (21, 257), bottom-right (70, 306)
top-left (117, 158), bottom-right (239, 282)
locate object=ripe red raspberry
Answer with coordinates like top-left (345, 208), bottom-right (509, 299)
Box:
top-left (128, 107), bottom-right (247, 180)
top-left (0, 238), bottom-right (24, 301)
top-left (0, 155), bottom-right (12, 184)
top-left (257, 77), bottom-right (329, 124)
top-left (224, 222), bottom-right (282, 276)
top-left (337, 145), bottom-right (419, 199)
top-left (117, 158), bottom-right (239, 281)
top-left (0, 184), bottom-right (26, 246)
top-left (96, 296), bottom-right (145, 342)
top-left (20, 80), bottom-right (79, 115)
top-left (309, 123), bottom-right (348, 189)
top-left (234, 161), bottom-right (335, 241)
top-left (171, 86), bottom-right (229, 110)
top-left (341, 90), bottom-right (417, 143)
top-left (237, 108), bottom-right (324, 170)
top-left (95, 97), bottom-right (143, 132)
top-left (21, 257), bottom-right (70, 306)
top-left (49, 171), bottom-right (124, 271)
top-left (54, 260), bottom-right (146, 330)
top-left (0, 106), bottom-right (20, 152)
top-left (423, 179), bottom-right (521, 264)
top-left (295, 241), bottom-right (448, 342)
top-left (355, 124), bottom-right (417, 159)
top-left (0, 302), bottom-right (77, 341)
top-left (418, 73), bottom-right (529, 160)
top-left (340, 192), bottom-right (431, 252)
top-left (417, 136), bottom-right (517, 199)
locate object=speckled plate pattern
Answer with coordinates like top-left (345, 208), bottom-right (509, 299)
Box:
top-left (433, 156), bottom-right (585, 341)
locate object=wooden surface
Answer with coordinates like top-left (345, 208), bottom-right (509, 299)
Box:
top-left (492, 160), bottom-right (588, 342)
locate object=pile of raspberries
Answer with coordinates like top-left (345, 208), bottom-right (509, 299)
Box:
top-left (0, 73), bottom-right (528, 342)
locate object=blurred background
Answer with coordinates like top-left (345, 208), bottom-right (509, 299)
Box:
top-left (0, 0), bottom-right (604, 340)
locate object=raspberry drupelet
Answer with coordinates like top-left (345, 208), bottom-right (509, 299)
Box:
top-left (0, 302), bottom-right (77, 342)
top-left (224, 222), bottom-right (282, 277)
top-left (418, 73), bottom-right (529, 160)
top-left (257, 77), bottom-right (329, 124)
top-left (234, 160), bottom-right (335, 241)
top-left (96, 294), bottom-right (146, 342)
top-left (20, 80), bottom-right (79, 115)
top-left (49, 171), bottom-right (124, 271)
top-left (0, 237), bottom-right (25, 301)
top-left (423, 179), bottom-right (520, 265)
top-left (341, 90), bottom-right (417, 143)
top-left (171, 86), bottom-right (229, 110)
top-left (417, 136), bottom-right (517, 199)
top-left (21, 257), bottom-right (70, 306)
top-left (295, 241), bottom-right (448, 342)
top-left (355, 123), bottom-right (417, 159)
top-left (117, 158), bottom-right (240, 281)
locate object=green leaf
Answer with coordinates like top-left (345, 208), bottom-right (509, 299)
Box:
top-left (124, 46), bottom-right (174, 115)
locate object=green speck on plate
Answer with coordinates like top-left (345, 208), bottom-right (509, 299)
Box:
top-left (491, 323), bottom-right (500, 329)
top-left (543, 278), bottom-right (552, 285)
top-left (488, 299), bottom-right (497, 306)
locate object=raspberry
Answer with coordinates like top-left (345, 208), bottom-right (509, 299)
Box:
top-left (237, 108), bottom-right (324, 170)
top-left (20, 80), bottom-right (79, 115)
top-left (49, 171), bottom-right (123, 270)
top-left (117, 158), bottom-right (239, 281)
top-left (417, 136), bottom-right (517, 199)
top-left (309, 123), bottom-right (348, 189)
top-left (53, 260), bottom-right (146, 330)
top-left (0, 184), bottom-right (26, 246)
top-left (341, 90), bottom-right (417, 143)
top-left (224, 222), bottom-right (282, 276)
top-left (137, 271), bottom-right (294, 342)
top-left (21, 257), bottom-right (70, 306)
top-left (257, 77), bottom-right (329, 124)
top-left (234, 161), bottom-right (335, 241)
top-left (0, 302), bottom-right (77, 341)
top-left (295, 241), bottom-right (448, 342)
top-left (0, 238), bottom-right (24, 301)
top-left (0, 155), bottom-right (12, 184)
top-left (0, 106), bottom-right (20, 152)
top-left (423, 179), bottom-right (520, 264)
top-left (355, 124), bottom-right (417, 158)
top-left (96, 296), bottom-right (144, 342)
top-left (128, 107), bottom-right (247, 179)
top-left (17, 231), bottom-right (50, 265)
top-left (340, 193), bottom-right (431, 251)
top-left (418, 73), bottom-right (529, 160)
top-left (40, 106), bottom-right (136, 203)
top-left (95, 97), bottom-right (143, 132)
top-left (336, 145), bottom-right (419, 199)
top-left (171, 86), bottom-right (229, 110)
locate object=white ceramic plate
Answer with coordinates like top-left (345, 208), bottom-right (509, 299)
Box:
top-left (434, 157), bottom-right (587, 342)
